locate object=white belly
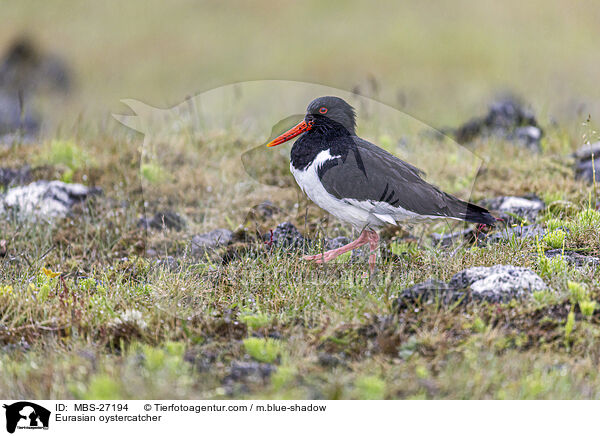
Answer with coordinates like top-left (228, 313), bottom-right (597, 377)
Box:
top-left (291, 149), bottom-right (448, 229)
top-left (290, 150), bottom-right (382, 230)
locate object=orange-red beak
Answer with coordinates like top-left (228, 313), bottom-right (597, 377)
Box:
top-left (266, 120), bottom-right (313, 147)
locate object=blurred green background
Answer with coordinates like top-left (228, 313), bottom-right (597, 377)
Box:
top-left (2, 0), bottom-right (600, 133)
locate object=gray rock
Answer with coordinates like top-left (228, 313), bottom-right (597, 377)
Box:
top-left (572, 141), bottom-right (600, 161)
top-left (0, 38), bottom-right (71, 142)
top-left (396, 265), bottom-right (547, 310)
top-left (449, 265), bottom-right (547, 301)
top-left (0, 180), bottom-right (101, 220)
top-left (325, 236), bottom-right (351, 250)
top-left (318, 352), bottom-right (345, 368)
top-left (572, 142), bottom-right (600, 184)
top-left (0, 165), bottom-right (30, 189)
top-left (455, 96), bottom-right (543, 149)
top-left (139, 210), bottom-right (186, 231)
top-left (395, 279), bottom-right (468, 309)
top-left (545, 249), bottom-right (599, 268)
top-left (575, 159), bottom-right (600, 184)
top-left (253, 200), bottom-right (279, 219)
top-left (485, 224), bottom-right (545, 243)
top-left (0, 91), bottom-right (39, 139)
top-left (513, 126), bottom-right (543, 148)
top-left (191, 228), bottom-right (234, 256)
top-left (223, 361), bottom-right (276, 384)
top-left (264, 221), bottom-right (305, 250)
top-left (431, 228), bottom-right (476, 247)
top-left (0, 37), bottom-right (70, 93)
top-left (481, 195), bottom-right (544, 224)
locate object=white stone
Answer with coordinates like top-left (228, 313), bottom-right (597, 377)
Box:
top-left (0, 180), bottom-right (95, 220)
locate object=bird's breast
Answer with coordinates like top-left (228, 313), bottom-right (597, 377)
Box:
top-left (290, 149), bottom-right (375, 229)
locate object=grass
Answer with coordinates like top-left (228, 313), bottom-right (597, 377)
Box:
top-left (1, 120), bottom-right (600, 399)
top-left (1, 1), bottom-right (600, 399)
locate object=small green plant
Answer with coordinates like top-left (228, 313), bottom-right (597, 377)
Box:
top-left (390, 240), bottom-right (419, 257)
top-left (243, 338), bottom-right (283, 363)
top-left (471, 316), bottom-right (487, 333)
top-left (568, 281), bottom-right (588, 303)
top-left (141, 162), bottom-right (170, 184)
top-left (43, 139), bottom-right (90, 170)
top-left (533, 290), bottom-right (560, 306)
top-left (334, 251), bottom-right (352, 263)
top-left (579, 300), bottom-right (596, 319)
top-left (355, 375), bottom-right (386, 400)
top-left (545, 218), bottom-right (571, 232)
top-left (82, 374), bottom-right (122, 400)
top-left (79, 277), bottom-right (97, 292)
top-left (536, 238), bottom-right (567, 278)
top-left (542, 229), bottom-right (567, 249)
top-left (575, 208), bottom-right (600, 228)
top-left (271, 366), bottom-right (296, 391)
top-left (239, 312), bottom-right (271, 330)
top-left (543, 191), bottom-right (564, 205)
top-left (564, 310), bottom-right (575, 347)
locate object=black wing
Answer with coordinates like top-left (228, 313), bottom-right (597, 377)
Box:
top-left (319, 136), bottom-right (495, 224)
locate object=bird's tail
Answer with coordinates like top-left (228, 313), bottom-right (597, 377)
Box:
top-left (447, 195), bottom-right (497, 225)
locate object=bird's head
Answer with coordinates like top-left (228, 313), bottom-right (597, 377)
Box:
top-left (266, 96), bottom-right (356, 147)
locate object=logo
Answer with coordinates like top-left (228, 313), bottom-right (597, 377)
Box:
top-left (2, 402), bottom-right (50, 434)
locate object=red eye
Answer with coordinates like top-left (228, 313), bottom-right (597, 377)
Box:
top-left (319, 107), bottom-right (328, 114)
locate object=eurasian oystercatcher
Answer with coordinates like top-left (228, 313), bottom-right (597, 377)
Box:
top-left (267, 96), bottom-right (495, 273)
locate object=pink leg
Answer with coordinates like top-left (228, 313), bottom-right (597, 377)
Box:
top-left (303, 230), bottom-right (370, 263)
top-left (367, 230), bottom-right (379, 274)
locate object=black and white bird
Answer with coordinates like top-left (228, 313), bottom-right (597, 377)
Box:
top-left (267, 96), bottom-right (496, 273)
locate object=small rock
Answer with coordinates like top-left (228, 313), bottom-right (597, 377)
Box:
top-left (325, 236), bottom-right (350, 250)
top-left (252, 200), bottom-right (279, 219)
top-left (575, 159), bottom-right (600, 184)
top-left (0, 180), bottom-right (101, 220)
top-left (0, 37), bottom-right (71, 93)
top-left (264, 221), bottom-right (306, 249)
top-left (481, 195), bottom-right (544, 224)
top-left (431, 228), bottom-right (476, 247)
top-left (184, 348), bottom-right (217, 373)
top-left (485, 224), bottom-right (545, 243)
top-left (0, 165), bottom-right (31, 189)
top-left (545, 249), bottom-right (599, 268)
top-left (395, 279), bottom-right (467, 309)
top-left (0, 92), bottom-right (39, 140)
top-left (191, 228), bottom-right (234, 256)
top-left (455, 96), bottom-right (543, 149)
top-left (0, 37), bottom-right (71, 143)
top-left (513, 126), bottom-right (543, 148)
top-left (572, 142), bottom-right (600, 184)
top-left (223, 361), bottom-right (276, 384)
top-left (317, 352), bottom-right (345, 368)
top-left (572, 141), bottom-right (600, 161)
top-left (139, 210), bottom-right (186, 231)
top-left (449, 265), bottom-right (547, 301)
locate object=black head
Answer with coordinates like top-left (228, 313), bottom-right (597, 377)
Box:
top-left (266, 96), bottom-right (356, 148)
top-left (306, 96), bottom-right (356, 135)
